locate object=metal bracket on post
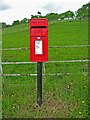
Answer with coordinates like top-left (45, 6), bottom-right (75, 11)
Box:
top-left (37, 62), bottom-right (42, 106)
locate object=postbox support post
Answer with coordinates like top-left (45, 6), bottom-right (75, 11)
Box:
top-left (37, 62), bottom-right (42, 106)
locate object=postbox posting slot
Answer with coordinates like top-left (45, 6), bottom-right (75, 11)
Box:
top-left (31, 26), bottom-right (46, 28)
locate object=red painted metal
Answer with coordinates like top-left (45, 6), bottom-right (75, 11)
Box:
top-left (30, 18), bottom-right (48, 62)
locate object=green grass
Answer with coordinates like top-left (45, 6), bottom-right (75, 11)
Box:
top-left (2, 20), bottom-right (88, 48)
top-left (2, 20), bottom-right (88, 118)
top-left (2, 62), bottom-right (88, 74)
top-left (2, 47), bottom-right (88, 62)
top-left (3, 74), bottom-right (88, 118)
top-left (49, 20), bottom-right (88, 46)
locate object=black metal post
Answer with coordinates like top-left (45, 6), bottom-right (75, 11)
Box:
top-left (37, 62), bottom-right (42, 106)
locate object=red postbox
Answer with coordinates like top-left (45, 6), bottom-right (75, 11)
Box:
top-left (30, 18), bottom-right (48, 62)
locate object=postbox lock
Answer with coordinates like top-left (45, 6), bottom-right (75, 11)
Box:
top-left (37, 37), bottom-right (41, 39)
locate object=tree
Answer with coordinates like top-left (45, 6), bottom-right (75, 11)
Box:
top-left (59, 13), bottom-right (65, 20)
top-left (12, 20), bottom-right (20, 26)
top-left (46, 13), bottom-right (59, 21)
top-left (21, 18), bottom-right (29, 23)
top-left (2, 22), bottom-right (7, 29)
top-left (6, 25), bottom-right (12, 28)
top-left (76, 3), bottom-right (89, 19)
top-left (31, 15), bottom-right (38, 18)
top-left (59, 11), bottom-right (74, 20)
top-left (59, 10), bottom-right (75, 20)
top-left (66, 11), bottom-right (74, 19)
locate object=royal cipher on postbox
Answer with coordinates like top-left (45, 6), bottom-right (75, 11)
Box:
top-left (30, 18), bottom-right (48, 62)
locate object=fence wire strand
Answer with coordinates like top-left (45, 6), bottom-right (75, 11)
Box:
top-left (2, 59), bottom-right (90, 65)
top-left (1, 72), bottom-right (87, 77)
top-left (1, 44), bottom-right (90, 51)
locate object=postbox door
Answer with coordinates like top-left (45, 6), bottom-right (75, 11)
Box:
top-left (30, 36), bottom-right (48, 62)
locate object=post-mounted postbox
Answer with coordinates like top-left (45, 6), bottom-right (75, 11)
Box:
top-left (30, 18), bottom-right (48, 62)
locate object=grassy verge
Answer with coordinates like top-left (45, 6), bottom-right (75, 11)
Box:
top-left (2, 20), bottom-right (88, 118)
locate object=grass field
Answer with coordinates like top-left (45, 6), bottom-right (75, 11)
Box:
top-left (2, 20), bottom-right (88, 118)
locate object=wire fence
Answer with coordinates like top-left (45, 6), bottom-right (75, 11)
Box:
top-left (1, 44), bottom-right (89, 77)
